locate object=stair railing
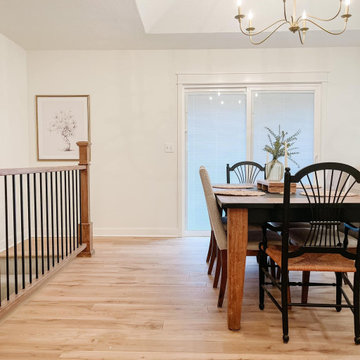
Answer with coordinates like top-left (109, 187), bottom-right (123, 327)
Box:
top-left (0, 141), bottom-right (93, 316)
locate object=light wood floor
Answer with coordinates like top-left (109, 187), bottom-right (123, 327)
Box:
top-left (0, 237), bottom-right (359, 359)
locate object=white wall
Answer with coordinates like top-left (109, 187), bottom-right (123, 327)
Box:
top-left (0, 33), bottom-right (28, 168)
top-left (0, 33), bottom-right (28, 249)
top-left (27, 47), bottom-right (360, 236)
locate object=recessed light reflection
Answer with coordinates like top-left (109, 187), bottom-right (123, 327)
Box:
top-left (255, 93), bottom-right (259, 97)
top-left (220, 100), bottom-right (224, 105)
top-left (217, 92), bottom-right (221, 97)
top-left (238, 100), bottom-right (242, 104)
top-left (209, 96), bottom-right (213, 100)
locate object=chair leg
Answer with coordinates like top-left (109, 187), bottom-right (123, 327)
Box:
top-left (206, 231), bottom-right (214, 263)
top-left (353, 271), bottom-right (360, 344)
top-left (259, 250), bottom-right (266, 310)
top-left (281, 268), bottom-right (290, 343)
top-left (270, 259), bottom-right (276, 279)
top-left (213, 246), bottom-right (221, 288)
top-left (335, 272), bottom-right (342, 312)
top-left (217, 250), bottom-right (227, 308)
top-left (208, 237), bottom-right (217, 275)
top-left (287, 283), bottom-right (292, 311)
top-left (301, 271), bottom-right (311, 304)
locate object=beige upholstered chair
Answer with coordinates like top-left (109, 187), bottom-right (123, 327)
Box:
top-left (199, 166), bottom-right (280, 307)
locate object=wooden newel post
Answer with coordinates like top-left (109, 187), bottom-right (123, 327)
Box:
top-left (77, 141), bottom-right (94, 257)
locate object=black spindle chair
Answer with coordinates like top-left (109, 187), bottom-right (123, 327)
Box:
top-left (226, 161), bottom-right (265, 184)
top-left (207, 161), bottom-right (265, 271)
top-left (259, 162), bottom-right (360, 344)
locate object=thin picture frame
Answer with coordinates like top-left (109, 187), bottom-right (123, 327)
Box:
top-left (36, 95), bottom-right (90, 161)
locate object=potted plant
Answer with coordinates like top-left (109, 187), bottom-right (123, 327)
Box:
top-left (263, 126), bottom-right (300, 181)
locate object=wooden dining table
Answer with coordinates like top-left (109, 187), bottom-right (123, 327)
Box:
top-left (216, 190), bottom-right (360, 331)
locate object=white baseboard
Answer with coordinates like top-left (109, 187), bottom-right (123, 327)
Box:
top-left (93, 227), bottom-right (181, 237)
top-left (184, 230), bottom-right (211, 237)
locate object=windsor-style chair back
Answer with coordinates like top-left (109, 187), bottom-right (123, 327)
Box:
top-left (226, 161), bottom-right (265, 184)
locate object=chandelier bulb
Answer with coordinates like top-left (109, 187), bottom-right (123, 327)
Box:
top-left (344, 0), bottom-right (350, 15)
top-left (237, 0), bottom-right (242, 16)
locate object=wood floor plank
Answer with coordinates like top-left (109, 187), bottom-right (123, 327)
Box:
top-left (0, 237), bottom-right (359, 359)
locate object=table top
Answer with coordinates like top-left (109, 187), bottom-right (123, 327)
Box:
top-left (216, 190), bottom-right (360, 209)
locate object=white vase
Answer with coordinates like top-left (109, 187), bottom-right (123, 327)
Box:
top-left (266, 159), bottom-right (284, 181)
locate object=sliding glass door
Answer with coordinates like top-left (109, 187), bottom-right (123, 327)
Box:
top-left (185, 87), bottom-right (316, 233)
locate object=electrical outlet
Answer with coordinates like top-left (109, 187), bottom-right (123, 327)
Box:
top-left (164, 143), bottom-right (175, 153)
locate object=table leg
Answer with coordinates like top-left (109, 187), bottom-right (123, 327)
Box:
top-left (227, 208), bottom-right (248, 331)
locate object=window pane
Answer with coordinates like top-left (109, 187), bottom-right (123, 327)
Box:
top-left (252, 92), bottom-right (314, 171)
top-left (186, 92), bottom-right (246, 231)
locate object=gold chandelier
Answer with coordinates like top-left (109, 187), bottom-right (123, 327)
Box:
top-left (234, 0), bottom-right (352, 45)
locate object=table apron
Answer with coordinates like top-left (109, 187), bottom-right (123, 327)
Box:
top-left (246, 206), bottom-right (360, 224)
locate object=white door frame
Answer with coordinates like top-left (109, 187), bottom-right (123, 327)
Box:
top-left (177, 72), bottom-right (328, 236)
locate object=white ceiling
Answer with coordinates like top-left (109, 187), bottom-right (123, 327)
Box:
top-left (0, 0), bottom-right (359, 50)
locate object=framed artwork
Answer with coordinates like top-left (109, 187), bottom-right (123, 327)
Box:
top-left (36, 95), bottom-right (90, 161)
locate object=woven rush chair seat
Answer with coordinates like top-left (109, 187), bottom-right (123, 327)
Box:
top-left (265, 245), bottom-right (356, 272)
top-left (286, 225), bottom-right (359, 304)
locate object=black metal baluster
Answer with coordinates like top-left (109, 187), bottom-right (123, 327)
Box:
top-left (45, 173), bottom-right (50, 271)
top-left (75, 170), bottom-right (79, 248)
top-left (60, 172), bottom-right (64, 260)
top-left (27, 174), bottom-right (32, 284)
top-left (79, 171), bottom-right (82, 245)
top-left (12, 175), bottom-right (18, 294)
top-left (55, 172), bottom-right (59, 263)
top-left (50, 172), bottom-right (55, 267)
top-left (64, 171), bottom-right (68, 256)
top-left (39, 173), bottom-right (44, 275)
top-left (72, 170), bottom-right (76, 250)
top-left (33, 173), bottom-right (39, 279)
top-left (4, 176), bottom-right (10, 300)
top-left (20, 174), bottom-right (25, 289)
top-left (68, 171), bottom-right (72, 254)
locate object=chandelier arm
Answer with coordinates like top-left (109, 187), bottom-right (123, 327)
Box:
top-left (307, 0), bottom-right (343, 22)
top-left (249, 21), bottom-right (289, 45)
top-left (283, 0), bottom-right (288, 22)
top-left (239, 19), bottom-right (288, 37)
top-left (298, 30), bottom-right (304, 45)
top-left (306, 18), bottom-right (348, 35)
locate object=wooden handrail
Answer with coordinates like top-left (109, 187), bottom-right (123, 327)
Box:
top-left (0, 165), bottom-right (86, 176)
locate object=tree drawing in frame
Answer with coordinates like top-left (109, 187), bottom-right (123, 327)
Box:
top-left (36, 95), bottom-right (90, 160)
top-left (50, 110), bottom-right (77, 152)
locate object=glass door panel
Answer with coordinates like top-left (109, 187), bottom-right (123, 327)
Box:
top-left (252, 91), bottom-right (314, 170)
top-left (186, 91), bottom-right (246, 231)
